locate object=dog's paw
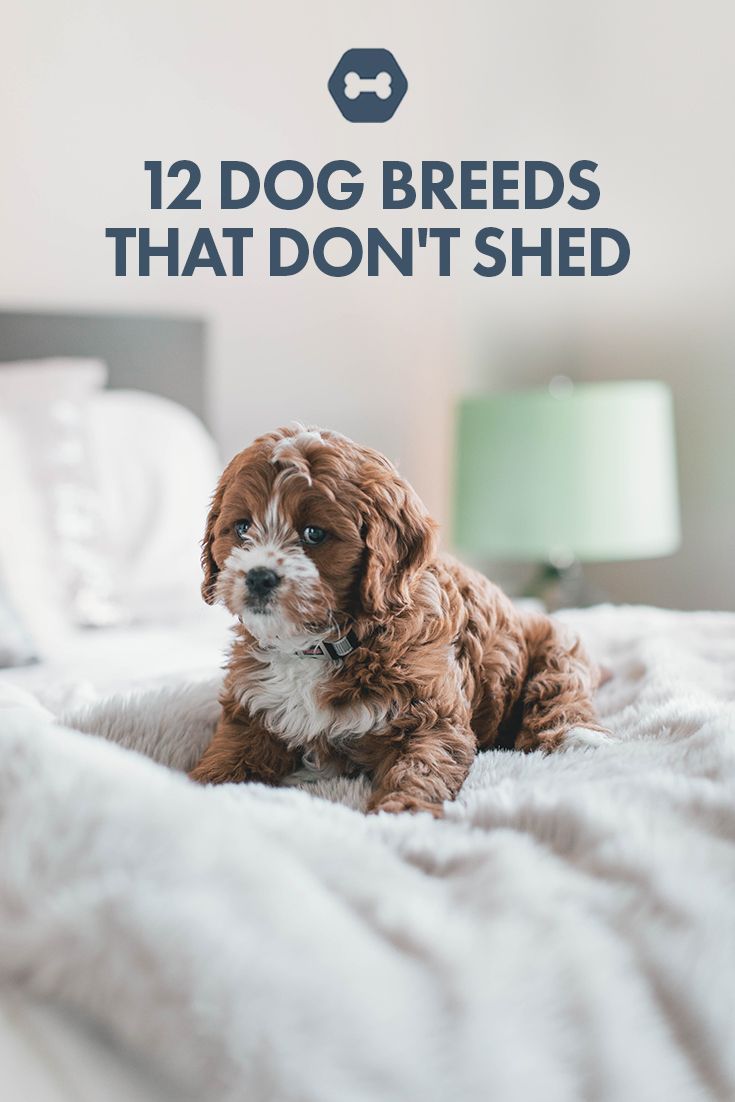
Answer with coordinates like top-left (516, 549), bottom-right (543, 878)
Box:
top-left (559, 726), bottom-right (618, 752)
top-left (368, 793), bottom-right (445, 817)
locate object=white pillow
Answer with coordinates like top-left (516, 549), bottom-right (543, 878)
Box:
top-left (87, 390), bottom-right (221, 622)
top-left (0, 573), bottom-right (37, 668)
top-left (0, 412), bottom-right (70, 657)
top-left (0, 358), bottom-right (120, 628)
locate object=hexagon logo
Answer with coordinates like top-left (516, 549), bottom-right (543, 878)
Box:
top-left (328, 49), bottom-right (408, 123)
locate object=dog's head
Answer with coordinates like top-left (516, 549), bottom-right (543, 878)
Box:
top-left (202, 426), bottom-right (436, 648)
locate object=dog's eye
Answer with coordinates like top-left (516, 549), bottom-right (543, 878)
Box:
top-left (302, 526), bottom-right (327, 546)
top-left (234, 519), bottom-right (252, 540)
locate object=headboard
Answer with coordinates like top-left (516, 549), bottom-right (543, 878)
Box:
top-left (0, 309), bottom-right (207, 425)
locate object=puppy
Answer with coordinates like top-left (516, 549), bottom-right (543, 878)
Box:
top-left (190, 425), bottom-right (604, 815)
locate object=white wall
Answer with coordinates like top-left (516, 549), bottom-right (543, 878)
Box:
top-left (1, 0), bottom-right (733, 608)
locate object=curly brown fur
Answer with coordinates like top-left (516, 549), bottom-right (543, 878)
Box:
top-left (189, 425), bottom-right (604, 816)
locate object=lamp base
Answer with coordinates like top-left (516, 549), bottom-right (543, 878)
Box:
top-left (522, 560), bottom-right (605, 612)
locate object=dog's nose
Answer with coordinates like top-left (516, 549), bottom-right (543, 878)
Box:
top-left (246, 567), bottom-right (281, 598)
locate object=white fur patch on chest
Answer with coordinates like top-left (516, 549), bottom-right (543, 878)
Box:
top-left (238, 651), bottom-right (389, 750)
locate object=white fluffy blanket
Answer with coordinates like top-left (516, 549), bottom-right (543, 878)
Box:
top-left (1, 605), bottom-right (735, 1102)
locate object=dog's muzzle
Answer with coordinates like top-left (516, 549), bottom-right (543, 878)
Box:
top-left (245, 567), bottom-right (281, 605)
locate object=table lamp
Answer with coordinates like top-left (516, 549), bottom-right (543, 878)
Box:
top-left (452, 379), bottom-right (681, 607)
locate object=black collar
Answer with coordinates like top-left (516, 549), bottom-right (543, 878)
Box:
top-left (296, 629), bottom-right (360, 661)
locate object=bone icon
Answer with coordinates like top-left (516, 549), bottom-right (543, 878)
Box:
top-left (343, 70), bottom-right (392, 100)
top-left (328, 49), bottom-right (407, 122)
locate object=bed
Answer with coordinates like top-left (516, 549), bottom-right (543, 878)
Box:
top-left (1, 313), bottom-right (734, 1102)
top-left (0, 309), bottom-right (226, 1101)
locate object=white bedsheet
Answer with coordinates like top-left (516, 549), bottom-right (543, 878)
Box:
top-left (1, 604), bottom-right (734, 1102)
top-left (0, 608), bottom-right (231, 713)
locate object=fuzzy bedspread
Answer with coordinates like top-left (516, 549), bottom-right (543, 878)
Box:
top-left (1, 604), bottom-right (734, 1102)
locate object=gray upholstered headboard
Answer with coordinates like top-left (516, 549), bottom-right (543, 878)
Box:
top-left (0, 310), bottom-right (207, 425)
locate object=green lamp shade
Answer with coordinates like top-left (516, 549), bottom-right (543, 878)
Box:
top-left (453, 381), bottom-right (681, 563)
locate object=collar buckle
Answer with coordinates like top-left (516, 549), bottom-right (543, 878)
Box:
top-left (298, 629), bottom-right (359, 661)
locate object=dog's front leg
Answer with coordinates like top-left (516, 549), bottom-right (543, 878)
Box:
top-left (189, 710), bottom-right (296, 786)
top-left (367, 720), bottom-right (476, 818)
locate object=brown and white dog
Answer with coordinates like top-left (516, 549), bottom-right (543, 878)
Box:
top-left (190, 425), bottom-right (605, 815)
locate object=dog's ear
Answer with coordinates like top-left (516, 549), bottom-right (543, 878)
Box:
top-left (360, 476), bottom-right (437, 620)
top-left (201, 488), bottom-right (223, 604)
top-left (201, 459), bottom-right (237, 604)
